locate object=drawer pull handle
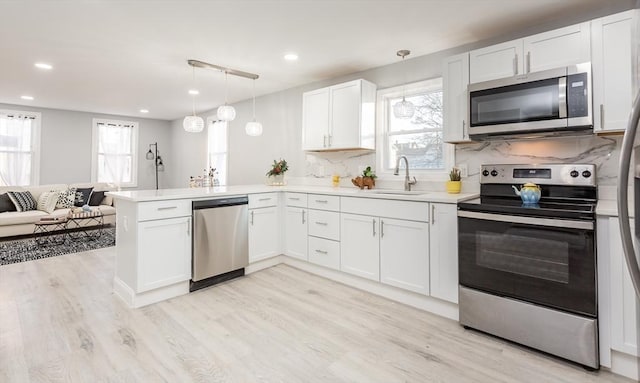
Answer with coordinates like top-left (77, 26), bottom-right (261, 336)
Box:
top-left (258, 198), bottom-right (272, 201)
top-left (289, 197), bottom-right (300, 201)
top-left (315, 249), bottom-right (328, 255)
top-left (302, 210), bottom-right (306, 224)
top-left (381, 220), bottom-right (385, 238)
top-left (157, 206), bottom-right (177, 211)
top-left (251, 211), bottom-right (254, 225)
top-left (372, 218), bottom-right (376, 236)
top-left (315, 221), bottom-right (328, 226)
top-left (315, 200), bottom-right (328, 203)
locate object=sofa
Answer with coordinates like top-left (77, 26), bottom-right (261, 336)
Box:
top-left (0, 182), bottom-right (116, 238)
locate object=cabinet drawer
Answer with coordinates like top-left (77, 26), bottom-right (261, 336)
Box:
top-left (341, 197), bottom-right (429, 222)
top-left (249, 193), bottom-right (278, 208)
top-left (138, 199), bottom-right (191, 221)
top-left (308, 236), bottom-right (340, 270)
top-left (308, 194), bottom-right (340, 211)
top-left (308, 209), bottom-right (340, 240)
top-left (285, 192), bottom-right (307, 207)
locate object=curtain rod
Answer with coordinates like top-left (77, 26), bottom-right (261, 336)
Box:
top-left (187, 59), bottom-right (259, 80)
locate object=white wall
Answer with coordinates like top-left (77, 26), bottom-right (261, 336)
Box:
top-left (0, 103), bottom-right (172, 189)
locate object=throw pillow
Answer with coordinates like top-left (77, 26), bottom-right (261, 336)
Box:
top-left (88, 191), bottom-right (106, 206)
top-left (7, 191), bottom-right (37, 212)
top-left (37, 190), bottom-right (60, 214)
top-left (56, 188), bottom-right (76, 209)
top-left (0, 193), bottom-right (17, 213)
top-left (74, 187), bottom-right (94, 207)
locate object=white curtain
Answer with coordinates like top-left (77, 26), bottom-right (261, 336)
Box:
top-left (0, 114), bottom-right (34, 186)
top-left (97, 123), bottom-right (133, 188)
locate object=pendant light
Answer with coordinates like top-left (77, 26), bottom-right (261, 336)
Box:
top-left (245, 78), bottom-right (263, 136)
top-left (183, 66), bottom-right (204, 132)
top-left (217, 72), bottom-right (236, 121)
top-left (393, 49), bottom-right (415, 119)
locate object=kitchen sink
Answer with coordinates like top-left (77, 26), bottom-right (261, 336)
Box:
top-left (369, 190), bottom-right (428, 196)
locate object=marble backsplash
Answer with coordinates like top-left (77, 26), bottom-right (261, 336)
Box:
top-left (297, 135), bottom-right (622, 192)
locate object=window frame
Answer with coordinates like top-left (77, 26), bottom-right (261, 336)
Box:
top-left (0, 109), bottom-right (41, 186)
top-left (206, 116), bottom-right (229, 186)
top-left (91, 118), bottom-right (139, 188)
top-left (375, 78), bottom-right (454, 181)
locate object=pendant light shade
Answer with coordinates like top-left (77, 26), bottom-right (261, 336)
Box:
top-left (217, 72), bottom-right (236, 121)
top-left (183, 66), bottom-right (204, 132)
top-left (393, 49), bottom-right (415, 120)
top-left (245, 78), bottom-right (263, 136)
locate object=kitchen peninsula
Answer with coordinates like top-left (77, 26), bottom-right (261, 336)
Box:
top-left (107, 185), bottom-right (476, 320)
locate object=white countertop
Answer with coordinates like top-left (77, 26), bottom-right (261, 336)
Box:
top-left (596, 199), bottom-right (635, 218)
top-left (107, 184), bottom-right (478, 204)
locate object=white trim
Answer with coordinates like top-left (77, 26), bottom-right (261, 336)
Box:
top-left (91, 118), bottom-right (139, 188)
top-left (0, 109), bottom-right (41, 186)
top-left (375, 79), bottom-right (454, 182)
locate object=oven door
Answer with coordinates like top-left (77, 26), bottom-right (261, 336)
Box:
top-left (458, 210), bottom-right (596, 317)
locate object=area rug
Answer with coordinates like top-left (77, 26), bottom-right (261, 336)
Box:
top-left (0, 226), bottom-right (116, 266)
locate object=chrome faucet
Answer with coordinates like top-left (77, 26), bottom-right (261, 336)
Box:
top-left (394, 156), bottom-right (417, 191)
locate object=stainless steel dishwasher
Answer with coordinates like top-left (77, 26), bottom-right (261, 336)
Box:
top-left (191, 196), bottom-right (248, 292)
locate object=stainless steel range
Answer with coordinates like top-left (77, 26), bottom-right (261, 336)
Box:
top-left (457, 163), bottom-right (598, 369)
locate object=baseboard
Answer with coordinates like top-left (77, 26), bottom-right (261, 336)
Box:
top-left (113, 276), bottom-right (189, 308)
top-left (610, 350), bottom-right (640, 381)
top-left (246, 255), bottom-right (286, 274)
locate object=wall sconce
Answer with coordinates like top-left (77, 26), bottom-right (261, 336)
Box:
top-left (146, 142), bottom-right (164, 190)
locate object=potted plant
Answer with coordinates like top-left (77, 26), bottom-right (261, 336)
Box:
top-left (446, 167), bottom-right (461, 194)
top-left (266, 158), bottom-right (288, 185)
top-left (351, 166), bottom-right (377, 189)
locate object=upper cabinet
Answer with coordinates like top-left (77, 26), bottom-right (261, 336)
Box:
top-left (443, 52), bottom-right (471, 143)
top-left (470, 22), bottom-right (591, 83)
top-left (302, 79), bottom-right (376, 151)
top-left (592, 10), bottom-right (638, 133)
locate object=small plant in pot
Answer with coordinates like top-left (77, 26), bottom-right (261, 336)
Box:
top-left (446, 167), bottom-right (462, 194)
top-left (352, 166), bottom-right (376, 189)
top-left (266, 159), bottom-right (288, 186)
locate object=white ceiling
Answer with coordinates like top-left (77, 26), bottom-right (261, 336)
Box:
top-left (0, 0), bottom-right (625, 121)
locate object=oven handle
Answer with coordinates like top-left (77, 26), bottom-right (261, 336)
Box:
top-left (618, 89), bottom-right (640, 299)
top-left (458, 210), bottom-right (593, 230)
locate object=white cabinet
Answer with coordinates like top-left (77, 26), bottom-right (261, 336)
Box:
top-left (340, 213), bottom-right (380, 281)
top-left (138, 216), bottom-right (191, 293)
top-left (379, 218), bottom-right (429, 294)
top-left (302, 79), bottom-right (376, 151)
top-left (429, 203), bottom-right (459, 303)
top-left (592, 10), bottom-right (637, 133)
top-left (249, 193), bottom-right (280, 263)
top-left (284, 206), bottom-right (307, 261)
top-left (443, 52), bottom-right (471, 143)
top-left (469, 22), bottom-right (590, 83)
top-left (608, 217), bottom-right (640, 357)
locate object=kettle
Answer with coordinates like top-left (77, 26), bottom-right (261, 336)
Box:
top-left (512, 183), bottom-right (541, 204)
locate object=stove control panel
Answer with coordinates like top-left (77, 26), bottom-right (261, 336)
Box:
top-left (480, 164), bottom-right (596, 186)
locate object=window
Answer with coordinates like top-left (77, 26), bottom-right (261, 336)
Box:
top-left (376, 79), bottom-right (453, 178)
top-left (0, 110), bottom-right (40, 186)
top-left (207, 118), bottom-right (228, 186)
top-left (91, 118), bottom-right (138, 187)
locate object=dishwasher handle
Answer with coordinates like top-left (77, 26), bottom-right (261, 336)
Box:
top-left (192, 196), bottom-right (248, 210)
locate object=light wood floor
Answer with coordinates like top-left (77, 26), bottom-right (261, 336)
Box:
top-left (0, 248), bottom-right (635, 383)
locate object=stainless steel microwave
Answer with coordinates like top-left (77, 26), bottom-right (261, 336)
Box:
top-left (468, 63), bottom-right (592, 139)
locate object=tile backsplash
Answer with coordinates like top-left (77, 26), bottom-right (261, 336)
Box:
top-left (298, 135), bottom-right (622, 192)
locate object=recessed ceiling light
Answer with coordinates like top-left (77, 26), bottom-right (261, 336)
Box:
top-left (188, 89), bottom-right (199, 95)
top-left (140, 109), bottom-right (149, 113)
top-left (284, 53), bottom-right (299, 61)
top-left (34, 62), bottom-right (53, 70)
top-left (21, 95), bottom-right (34, 100)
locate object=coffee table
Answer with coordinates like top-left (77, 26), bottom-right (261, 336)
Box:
top-left (33, 218), bottom-right (68, 246)
top-left (66, 210), bottom-right (104, 239)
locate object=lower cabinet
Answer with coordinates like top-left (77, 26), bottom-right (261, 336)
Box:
top-left (308, 235), bottom-right (340, 270)
top-left (429, 203), bottom-right (459, 303)
top-left (249, 206), bottom-right (280, 262)
top-left (138, 216), bottom-right (191, 292)
top-left (284, 206), bottom-right (308, 260)
top-left (340, 213), bottom-right (380, 280)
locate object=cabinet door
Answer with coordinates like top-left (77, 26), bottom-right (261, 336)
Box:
top-left (443, 52), bottom-right (471, 143)
top-left (380, 217), bottom-right (429, 294)
top-left (429, 203), bottom-right (458, 303)
top-left (329, 80), bottom-right (361, 149)
top-left (524, 22), bottom-right (591, 73)
top-left (302, 88), bottom-right (330, 150)
top-left (469, 40), bottom-right (523, 83)
top-left (249, 206), bottom-right (280, 262)
top-left (609, 218), bottom-right (640, 357)
top-left (592, 11), bottom-right (635, 132)
top-left (340, 213), bottom-right (380, 281)
top-left (138, 216), bottom-right (191, 292)
top-left (284, 207), bottom-right (307, 260)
